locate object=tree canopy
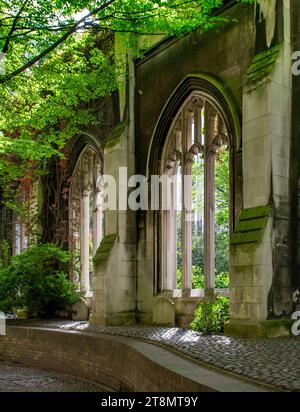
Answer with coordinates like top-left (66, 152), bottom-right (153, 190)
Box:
top-left (0, 0), bottom-right (251, 204)
top-left (0, 0), bottom-right (227, 84)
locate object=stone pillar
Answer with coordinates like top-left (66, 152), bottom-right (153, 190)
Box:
top-left (90, 35), bottom-right (137, 326)
top-left (226, 1), bottom-right (293, 338)
top-left (93, 190), bottom-right (104, 256)
top-left (204, 155), bottom-right (216, 291)
top-left (182, 110), bottom-right (193, 291)
top-left (80, 191), bottom-right (90, 295)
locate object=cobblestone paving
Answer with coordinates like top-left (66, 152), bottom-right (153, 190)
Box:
top-left (7, 320), bottom-right (300, 392)
top-left (0, 361), bottom-right (111, 392)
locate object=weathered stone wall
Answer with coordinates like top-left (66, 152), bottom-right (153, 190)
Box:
top-left (135, 2), bottom-right (255, 326)
top-left (135, 2), bottom-right (255, 175)
top-left (291, 0), bottom-right (300, 312)
top-left (2, 1), bottom-right (296, 337)
top-left (227, 0), bottom-right (293, 337)
top-left (91, 36), bottom-right (138, 326)
top-left (133, 0), bottom-right (295, 335)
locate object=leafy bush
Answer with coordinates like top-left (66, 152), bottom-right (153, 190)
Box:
top-left (192, 266), bottom-right (204, 289)
top-left (0, 244), bottom-right (79, 317)
top-left (215, 272), bottom-right (229, 289)
top-left (177, 268), bottom-right (229, 290)
top-left (190, 296), bottom-right (229, 335)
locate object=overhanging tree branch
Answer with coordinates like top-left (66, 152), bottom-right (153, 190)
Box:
top-left (0, 0), bottom-right (116, 84)
top-left (2, 0), bottom-right (30, 53)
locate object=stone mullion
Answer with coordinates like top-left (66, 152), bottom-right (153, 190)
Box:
top-left (93, 190), bottom-right (104, 257)
top-left (80, 190), bottom-right (90, 294)
top-left (204, 104), bottom-right (216, 292)
top-left (194, 103), bottom-right (203, 146)
top-left (69, 199), bottom-right (80, 286)
top-left (12, 213), bottom-right (20, 256)
top-left (161, 208), bottom-right (168, 291)
top-left (20, 217), bottom-right (28, 252)
top-left (162, 179), bottom-right (177, 290)
top-left (174, 129), bottom-right (182, 289)
top-left (182, 110), bottom-right (193, 291)
top-left (175, 128), bottom-right (182, 151)
top-left (169, 179), bottom-right (178, 290)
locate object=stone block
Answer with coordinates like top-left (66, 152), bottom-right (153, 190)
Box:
top-left (243, 87), bottom-right (269, 123)
top-left (72, 298), bottom-right (90, 321)
top-left (273, 175), bottom-right (289, 197)
top-left (230, 266), bottom-right (254, 287)
top-left (252, 265), bottom-right (274, 287)
top-left (243, 136), bottom-right (269, 160)
top-left (273, 134), bottom-right (291, 157)
top-left (153, 298), bottom-right (175, 326)
top-left (243, 176), bottom-right (271, 208)
top-left (225, 319), bottom-right (293, 338)
top-left (272, 154), bottom-right (290, 179)
top-left (233, 286), bottom-right (269, 304)
top-left (244, 155), bottom-right (271, 179)
top-left (243, 117), bottom-right (270, 141)
top-left (230, 301), bottom-right (266, 321)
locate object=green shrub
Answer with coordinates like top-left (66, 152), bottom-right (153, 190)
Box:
top-left (190, 296), bottom-right (229, 335)
top-left (192, 266), bottom-right (204, 289)
top-left (177, 268), bottom-right (229, 290)
top-left (0, 243), bottom-right (79, 317)
top-left (215, 272), bottom-right (229, 288)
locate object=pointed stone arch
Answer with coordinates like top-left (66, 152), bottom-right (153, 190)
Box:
top-left (147, 75), bottom-right (242, 307)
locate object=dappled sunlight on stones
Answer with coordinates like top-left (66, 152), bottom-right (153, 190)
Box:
top-left (177, 330), bottom-right (201, 344)
top-left (7, 320), bottom-right (300, 391)
top-left (161, 328), bottom-right (180, 341)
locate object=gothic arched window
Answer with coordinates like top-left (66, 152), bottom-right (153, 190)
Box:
top-left (160, 93), bottom-right (230, 292)
top-left (69, 146), bottom-right (104, 296)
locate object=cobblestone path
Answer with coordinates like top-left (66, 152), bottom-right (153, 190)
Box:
top-left (7, 320), bottom-right (300, 392)
top-left (0, 361), bottom-right (111, 392)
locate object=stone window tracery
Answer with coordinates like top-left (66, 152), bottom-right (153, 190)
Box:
top-left (161, 93), bottom-right (229, 292)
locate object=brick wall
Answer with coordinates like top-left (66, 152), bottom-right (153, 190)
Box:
top-left (0, 327), bottom-right (215, 392)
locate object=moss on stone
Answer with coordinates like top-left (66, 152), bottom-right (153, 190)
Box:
top-left (235, 216), bottom-right (269, 232)
top-left (102, 234), bottom-right (118, 244)
top-left (231, 231), bottom-right (264, 245)
top-left (239, 205), bottom-right (272, 221)
top-left (105, 122), bottom-right (126, 149)
top-left (245, 43), bottom-right (282, 85)
top-left (93, 234), bottom-right (118, 262)
top-left (230, 205), bottom-right (272, 246)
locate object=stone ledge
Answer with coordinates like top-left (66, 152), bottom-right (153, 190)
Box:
top-left (105, 122), bottom-right (126, 150)
top-left (231, 205), bottom-right (272, 246)
top-left (89, 312), bottom-right (136, 327)
top-left (93, 234), bottom-right (118, 263)
top-left (0, 326), bottom-right (268, 392)
top-left (245, 43), bottom-right (282, 86)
